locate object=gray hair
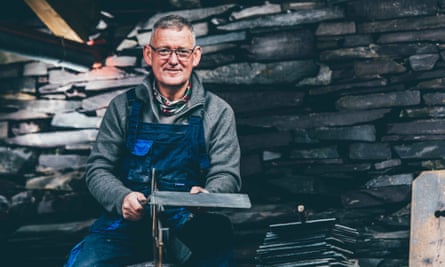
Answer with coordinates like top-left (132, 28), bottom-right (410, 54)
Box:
top-left (150, 14), bottom-right (196, 46)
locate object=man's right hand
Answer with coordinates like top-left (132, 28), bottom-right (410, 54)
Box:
top-left (121, 191), bottom-right (146, 221)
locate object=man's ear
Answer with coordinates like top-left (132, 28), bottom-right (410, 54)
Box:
top-left (192, 46), bottom-right (202, 67)
top-left (143, 45), bottom-right (153, 66)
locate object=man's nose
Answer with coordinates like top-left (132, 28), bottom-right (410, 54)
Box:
top-left (168, 51), bottom-right (179, 64)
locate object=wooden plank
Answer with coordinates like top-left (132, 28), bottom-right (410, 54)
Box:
top-left (150, 191), bottom-right (251, 209)
top-left (24, 0), bottom-right (98, 43)
top-left (409, 170), bottom-right (445, 266)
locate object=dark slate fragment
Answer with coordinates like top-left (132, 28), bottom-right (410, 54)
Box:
top-left (51, 112), bottom-right (101, 129)
top-left (365, 173), bottom-right (414, 188)
top-left (229, 2), bottom-right (281, 20)
top-left (354, 59), bottom-right (406, 77)
top-left (266, 175), bottom-right (321, 195)
top-left (349, 143), bottom-right (392, 160)
top-left (215, 90), bottom-right (304, 114)
top-left (0, 99), bottom-right (81, 114)
top-left (347, 0), bottom-right (438, 21)
top-left (240, 153), bottom-right (263, 177)
top-left (382, 134), bottom-right (445, 142)
top-left (5, 129), bottom-right (98, 148)
top-left (341, 185), bottom-right (411, 208)
top-left (10, 121), bottom-right (45, 136)
top-left (374, 159), bottom-right (402, 170)
top-left (358, 15), bottom-right (445, 33)
top-left (0, 77), bottom-right (36, 94)
top-left (320, 46), bottom-right (380, 62)
top-left (38, 154), bottom-right (88, 172)
top-left (84, 75), bottom-right (145, 92)
top-left (375, 43), bottom-right (438, 58)
top-left (316, 21), bottom-right (356, 36)
top-left (217, 7), bottom-right (344, 31)
top-left (304, 163), bottom-right (372, 175)
top-left (197, 60), bottom-right (318, 85)
top-left (416, 77), bottom-right (445, 89)
top-left (309, 78), bottom-right (388, 95)
top-left (378, 28), bottom-right (445, 44)
top-left (307, 125), bottom-right (376, 142)
top-left (80, 89), bottom-right (129, 112)
top-left (135, 4), bottom-right (237, 33)
top-left (23, 61), bottom-right (49, 76)
top-left (198, 51), bottom-right (237, 69)
top-left (197, 31), bottom-right (246, 47)
top-left (0, 110), bottom-right (51, 121)
top-left (239, 131), bottom-right (292, 152)
top-left (394, 141), bottom-right (445, 159)
top-left (26, 170), bottom-right (85, 191)
top-left (290, 146), bottom-right (339, 159)
top-left (408, 54), bottom-right (440, 71)
top-left (387, 119), bottom-right (445, 135)
top-left (336, 90), bottom-right (420, 110)
top-left (343, 34), bottom-right (373, 48)
top-left (48, 66), bottom-right (128, 85)
top-left (244, 29), bottom-right (315, 61)
top-left (422, 92), bottom-right (445, 106)
top-left (391, 69), bottom-right (445, 85)
top-left (239, 110), bottom-right (389, 131)
top-left (0, 121), bottom-right (7, 139)
top-left (0, 147), bottom-right (37, 175)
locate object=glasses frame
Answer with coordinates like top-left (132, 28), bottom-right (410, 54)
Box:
top-left (148, 44), bottom-right (196, 59)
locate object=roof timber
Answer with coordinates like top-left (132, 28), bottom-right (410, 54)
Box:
top-left (0, 22), bottom-right (103, 71)
top-left (24, 0), bottom-right (99, 43)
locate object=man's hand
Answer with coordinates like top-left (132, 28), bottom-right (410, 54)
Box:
top-left (189, 186), bottom-right (209, 214)
top-left (121, 191), bottom-right (146, 221)
top-left (190, 186), bottom-right (209, 194)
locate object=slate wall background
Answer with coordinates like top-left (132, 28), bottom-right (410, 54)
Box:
top-left (1, 0), bottom-right (445, 266)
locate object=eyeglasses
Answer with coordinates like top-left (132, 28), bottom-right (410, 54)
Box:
top-left (148, 44), bottom-right (195, 59)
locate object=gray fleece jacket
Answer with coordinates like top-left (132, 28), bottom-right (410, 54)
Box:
top-left (85, 71), bottom-right (241, 216)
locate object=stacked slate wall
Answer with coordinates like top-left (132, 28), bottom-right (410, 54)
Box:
top-left (2, 0), bottom-right (445, 266)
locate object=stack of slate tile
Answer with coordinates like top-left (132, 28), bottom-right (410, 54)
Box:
top-left (255, 218), bottom-right (360, 267)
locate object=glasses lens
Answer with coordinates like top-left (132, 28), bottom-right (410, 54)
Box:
top-left (177, 49), bottom-right (192, 58)
top-left (157, 48), bottom-right (171, 57)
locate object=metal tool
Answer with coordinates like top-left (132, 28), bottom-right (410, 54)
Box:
top-left (144, 169), bottom-right (251, 266)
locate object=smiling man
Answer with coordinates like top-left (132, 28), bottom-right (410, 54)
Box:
top-left (64, 15), bottom-right (241, 267)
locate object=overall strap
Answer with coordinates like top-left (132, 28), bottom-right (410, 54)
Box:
top-left (189, 115), bottom-right (210, 172)
top-left (126, 89), bottom-right (142, 149)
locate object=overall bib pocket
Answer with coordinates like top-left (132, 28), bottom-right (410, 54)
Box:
top-left (132, 139), bottom-right (153, 156)
top-left (127, 139), bottom-right (153, 183)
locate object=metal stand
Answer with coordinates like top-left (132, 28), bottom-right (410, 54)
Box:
top-left (129, 168), bottom-right (251, 267)
top-left (150, 168), bottom-right (164, 267)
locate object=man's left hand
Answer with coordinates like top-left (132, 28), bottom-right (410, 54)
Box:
top-left (189, 186), bottom-right (209, 214)
top-left (190, 186), bottom-right (209, 194)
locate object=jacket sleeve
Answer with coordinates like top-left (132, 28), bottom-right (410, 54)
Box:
top-left (85, 94), bottom-right (132, 216)
top-left (203, 96), bottom-right (242, 193)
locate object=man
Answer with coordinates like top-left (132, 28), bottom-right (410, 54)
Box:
top-left (64, 14), bottom-right (241, 267)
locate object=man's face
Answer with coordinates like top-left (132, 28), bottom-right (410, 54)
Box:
top-left (143, 27), bottom-right (201, 92)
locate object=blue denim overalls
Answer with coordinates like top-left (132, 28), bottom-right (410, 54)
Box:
top-left (123, 89), bottom-right (210, 230)
top-left (65, 89), bottom-right (235, 267)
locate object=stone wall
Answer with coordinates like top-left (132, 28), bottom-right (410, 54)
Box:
top-left (2, 0), bottom-right (445, 266)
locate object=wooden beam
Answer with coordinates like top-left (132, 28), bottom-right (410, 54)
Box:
top-left (0, 22), bottom-right (104, 71)
top-left (24, 0), bottom-right (99, 43)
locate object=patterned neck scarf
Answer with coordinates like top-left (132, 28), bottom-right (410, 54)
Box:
top-left (153, 81), bottom-right (192, 116)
